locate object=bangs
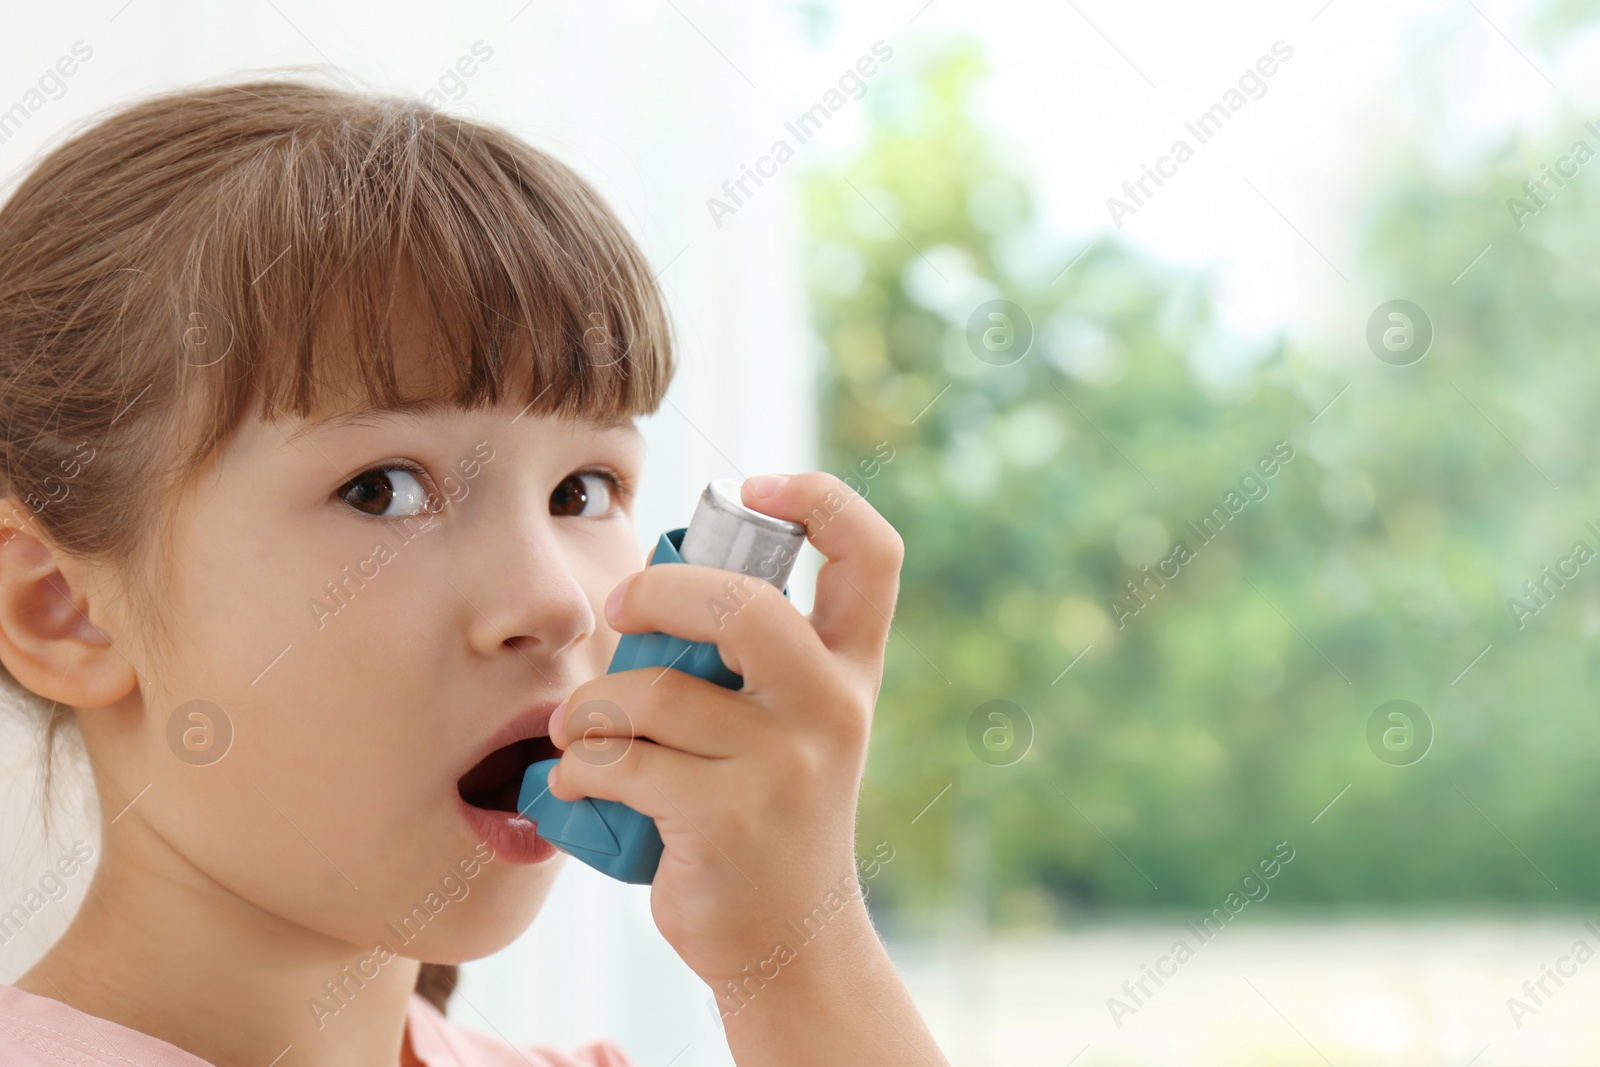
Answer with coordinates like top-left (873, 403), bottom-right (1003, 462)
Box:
top-left (155, 82), bottom-right (674, 480)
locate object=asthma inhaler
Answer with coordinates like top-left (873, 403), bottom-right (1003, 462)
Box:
top-left (517, 479), bottom-right (807, 884)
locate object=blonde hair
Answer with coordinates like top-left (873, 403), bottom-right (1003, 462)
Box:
top-left (0, 74), bottom-right (676, 1010)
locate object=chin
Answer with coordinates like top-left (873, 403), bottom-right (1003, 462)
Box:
top-left (391, 858), bottom-right (567, 964)
top-left (397, 915), bottom-right (550, 967)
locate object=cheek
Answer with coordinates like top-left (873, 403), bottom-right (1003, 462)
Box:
top-left (137, 515), bottom-right (474, 930)
top-left (582, 525), bottom-right (647, 648)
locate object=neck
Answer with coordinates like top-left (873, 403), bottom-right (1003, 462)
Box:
top-left (16, 814), bottom-right (422, 1067)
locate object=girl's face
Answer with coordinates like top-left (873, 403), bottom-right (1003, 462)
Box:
top-left (89, 355), bottom-right (645, 966)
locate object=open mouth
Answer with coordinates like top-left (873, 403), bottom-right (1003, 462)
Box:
top-left (457, 736), bottom-right (559, 813)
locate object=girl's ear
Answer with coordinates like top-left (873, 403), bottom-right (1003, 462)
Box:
top-left (0, 501), bottom-right (139, 709)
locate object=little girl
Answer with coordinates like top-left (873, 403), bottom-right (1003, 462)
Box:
top-left (0, 77), bottom-right (944, 1066)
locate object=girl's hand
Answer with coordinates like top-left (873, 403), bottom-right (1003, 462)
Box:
top-left (544, 471), bottom-right (898, 987)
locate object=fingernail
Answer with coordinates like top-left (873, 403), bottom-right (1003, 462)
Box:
top-left (548, 700), bottom-right (567, 747)
top-left (605, 575), bottom-right (633, 625)
top-left (547, 762), bottom-right (560, 792)
top-left (746, 473), bottom-right (789, 499)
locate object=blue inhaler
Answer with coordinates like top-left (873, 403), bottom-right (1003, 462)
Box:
top-left (517, 479), bottom-right (807, 885)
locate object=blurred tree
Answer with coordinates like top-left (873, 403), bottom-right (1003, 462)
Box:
top-left (804, 33), bottom-right (1600, 928)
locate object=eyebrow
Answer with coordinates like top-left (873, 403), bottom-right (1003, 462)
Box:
top-left (281, 398), bottom-right (642, 444)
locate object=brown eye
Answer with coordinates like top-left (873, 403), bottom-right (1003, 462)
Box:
top-left (550, 472), bottom-right (615, 517)
top-left (338, 466), bottom-right (434, 518)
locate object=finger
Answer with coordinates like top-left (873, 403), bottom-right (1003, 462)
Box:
top-left (547, 740), bottom-right (760, 876)
top-left (606, 561), bottom-right (830, 692)
top-left (740, 472), bottom-right (904, 673)
top-left (546, 734), bottom-right (717, 831)
top-left (553, 668), bottom-right (763, 759)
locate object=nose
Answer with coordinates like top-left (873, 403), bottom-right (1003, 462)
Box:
top-left (464, 511), bottom-right (596, 666)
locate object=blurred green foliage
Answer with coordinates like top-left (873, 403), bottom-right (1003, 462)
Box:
top-left (805, 38), bottom-right (1600, 930)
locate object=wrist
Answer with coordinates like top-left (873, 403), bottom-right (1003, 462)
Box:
top-left (713, 905), bottom-right (947, 1066)
top-left (707, 898), bottom-right (880, 1025)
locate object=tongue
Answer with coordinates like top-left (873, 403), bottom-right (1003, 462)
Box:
top-left (459, 737), bottom-right (556, 813)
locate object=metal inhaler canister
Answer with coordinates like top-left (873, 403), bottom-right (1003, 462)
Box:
top-left (517, 479), bottom-right (807, 884)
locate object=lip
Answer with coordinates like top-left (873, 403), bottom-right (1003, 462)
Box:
top-left (456, 793), bottom-right (561, 864)
top-left (458, 699), bottom-right (563, 782)
top-left (455, 698), bottom-right (566, 865)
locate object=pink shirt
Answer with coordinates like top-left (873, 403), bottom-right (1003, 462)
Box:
top-left (0, 983), bottom-right (635, 1066)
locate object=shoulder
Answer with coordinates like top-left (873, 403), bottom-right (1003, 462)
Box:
top-left (405, 993), bottom-right (636, 1067)
top-left (0, 983), bottom-right (212, 1066)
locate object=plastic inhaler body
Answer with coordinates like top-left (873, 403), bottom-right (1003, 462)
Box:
top-left (518, 479), bottom-right (807, 885)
